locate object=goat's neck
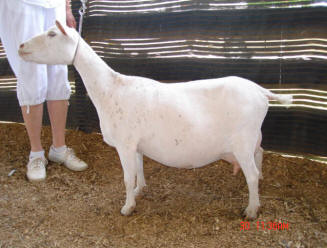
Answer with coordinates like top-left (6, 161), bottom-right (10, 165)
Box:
top-left (73, 37), bottom-right (117, 105)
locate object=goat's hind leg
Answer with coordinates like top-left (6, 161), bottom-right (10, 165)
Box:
top-left (254, 132), bottom-right (264, 180)
top-left (234, 152), bottom-right (260, 220)
top-left (254, 147), bottom-right (263, 180)
top-left (134, 152), bottom-right (146, 196)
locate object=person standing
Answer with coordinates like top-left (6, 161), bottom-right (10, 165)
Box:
top-left (0, 0), bottom-right (88, 181)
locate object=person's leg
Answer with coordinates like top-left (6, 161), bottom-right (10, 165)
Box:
top-left (21, 104), bottom-right (44, 152)
top-left (47, 99), bottom-right (88, 172)
top-left (47, 100), bottom-right (68, 148)
top-left (0, 0), bottom-right (49, 181)
top-left (22, 104), bottom-right (48, 182)
top-left (46, 64), bottom-right (88, 172)
top-left (45, 4), bottom-right (70, 149)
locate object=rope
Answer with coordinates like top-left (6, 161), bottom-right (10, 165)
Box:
top-left (78, 0), bottom-right (87, 35)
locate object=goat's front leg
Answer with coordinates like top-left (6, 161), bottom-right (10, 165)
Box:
top-left (134, 152), bottom-right (146, 196)
top-left (117, 148), bottom-right (138, 216)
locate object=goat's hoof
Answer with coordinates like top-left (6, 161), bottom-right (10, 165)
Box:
top-left (134, 186), bottom-right (146, 197)
top-left (259, 173), bottom-right (264, 180)
top-left (242, 207), bottom-right (259, 220)
top-left (120, 204), bottom-right (135, 216)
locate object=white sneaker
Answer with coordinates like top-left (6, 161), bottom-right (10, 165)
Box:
top-left (26, 157), bottom-right (47, 182)
top-left (48, 146), bottom-right (88, 171)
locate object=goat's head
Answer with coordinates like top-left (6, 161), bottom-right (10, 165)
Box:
top-left (18, 21), bottom-right (79, 65)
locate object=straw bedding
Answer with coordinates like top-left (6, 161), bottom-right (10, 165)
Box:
top-left (0, 123), bottom-right (326, 248)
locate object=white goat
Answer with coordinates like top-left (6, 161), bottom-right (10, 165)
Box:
top-left (19, 21), bottom-right (292, 219)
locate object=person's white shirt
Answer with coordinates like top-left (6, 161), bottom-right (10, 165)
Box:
top-left (20, 0), bottom-right (64, 8)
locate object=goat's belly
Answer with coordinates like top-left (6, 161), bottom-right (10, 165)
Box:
top-left (138, 139), bottom-right (224, 169)
top-left (143, 149), bottom-right (221, 169)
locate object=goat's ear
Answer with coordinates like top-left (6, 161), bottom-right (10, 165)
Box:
top-left (55, 20), bottom-right (67, 36)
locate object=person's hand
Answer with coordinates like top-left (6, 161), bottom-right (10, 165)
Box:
top-left (66, 10), bottom-right (76, 29)
top-left (66, 1), bottom-right (76, 29)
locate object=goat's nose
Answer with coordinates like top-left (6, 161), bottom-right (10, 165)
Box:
top-left (19, 43), bottom-right (24, 48)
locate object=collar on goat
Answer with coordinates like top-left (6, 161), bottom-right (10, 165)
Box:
top-left (72, 36), bottom-right (80, 66)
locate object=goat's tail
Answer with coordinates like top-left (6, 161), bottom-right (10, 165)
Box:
top-left (258, 86), bottom-right (293, 105)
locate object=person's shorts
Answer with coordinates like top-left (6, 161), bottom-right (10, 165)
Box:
top-left (0, 0), bottom-right (71, 107)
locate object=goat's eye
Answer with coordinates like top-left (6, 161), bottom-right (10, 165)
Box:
top-left (48, 31), bottom-right (57, 37)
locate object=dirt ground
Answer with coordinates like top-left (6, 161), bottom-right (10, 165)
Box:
top-left (0, 122), bottom-right (327, 248)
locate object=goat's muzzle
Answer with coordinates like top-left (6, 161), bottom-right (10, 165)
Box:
top-left (18, 44), bottom-right (32, 58)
